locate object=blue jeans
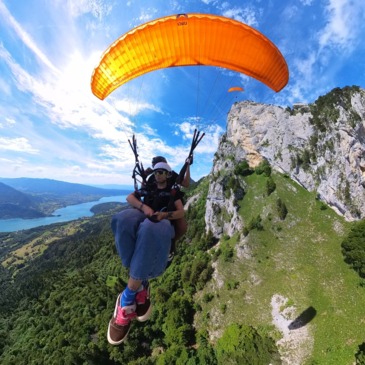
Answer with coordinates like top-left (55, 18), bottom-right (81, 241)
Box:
top-left (111, 208), bottom-right (174, 280)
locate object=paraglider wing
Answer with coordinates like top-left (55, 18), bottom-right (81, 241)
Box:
top-left (91, 13), bottom-right (289, 100)
top-left (228, 86), bottom-right (244, 92)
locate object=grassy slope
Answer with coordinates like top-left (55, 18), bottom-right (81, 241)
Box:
top-left (195, 171), bottom-right (365, 365)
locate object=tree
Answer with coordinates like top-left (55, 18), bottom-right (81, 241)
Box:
top-left (276, 198), bottom-right (288, 220)
top-left (355, 342), bottom-right (365, 364)
top-left (266, 176), bottom-right (276, 196)
top-left (255, 159), bottom-right (271, 177)
top-left (341, 220), bottom-right (365, 278)
top-left (162, 293), bottom-right (195, 346)
top-left (234, 160), bottom-right (252, 176)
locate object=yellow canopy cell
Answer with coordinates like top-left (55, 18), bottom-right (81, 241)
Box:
top-left (91, 13), bottom-right (289, 100)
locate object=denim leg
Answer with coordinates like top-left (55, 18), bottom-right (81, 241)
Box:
top-left (111, 208), bottom-right (146, 268)
top-left (129, 218), bottom-right (174, 280)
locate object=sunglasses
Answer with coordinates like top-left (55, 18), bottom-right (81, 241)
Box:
top-left (154, 170), bottom-right (168, 176)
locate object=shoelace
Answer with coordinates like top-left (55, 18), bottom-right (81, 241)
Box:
top-left (115, 306), bottom-right (136, 326)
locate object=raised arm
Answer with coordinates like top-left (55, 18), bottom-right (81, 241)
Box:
top-left (181, 164), bottom-right (190, 188)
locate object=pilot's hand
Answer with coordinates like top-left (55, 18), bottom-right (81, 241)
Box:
top-left (141, 204), bottom-right (154, 217)
top-left (151, 211), bottom-right (168, 221)
top-left (144, 167), bottom-right (153, 176)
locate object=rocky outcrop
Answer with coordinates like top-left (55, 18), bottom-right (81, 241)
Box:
top-left (205, 86), bottom-right (365, 236)
top-left (205, 138), bottom-right (246, 237)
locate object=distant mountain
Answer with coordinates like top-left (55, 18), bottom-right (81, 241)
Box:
top-left (0, 178), bottom-right (130, 219)
top-left (91, 184), bottom-right (134, 190)
top-left (0, 182), bottom-right (32, 205)
top-left (0, 178), bottom-right (127, 196)
top-left (0, 182), bottom-right (47, 219)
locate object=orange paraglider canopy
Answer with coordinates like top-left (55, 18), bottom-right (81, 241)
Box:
top-left (228, 87), bottom-right (244, 92)
top-left (91, 13), bottom-right (289, 100)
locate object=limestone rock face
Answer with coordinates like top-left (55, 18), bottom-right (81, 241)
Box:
top-left (205, 87), bottom-right (365, 237)
top-left (205, 138), bottom-right (245, 238)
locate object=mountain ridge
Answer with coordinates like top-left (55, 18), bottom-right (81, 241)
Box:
top-left (0, 177), bottom-right (126, 195)
top-left (0, 182), bottom-right (47, 219)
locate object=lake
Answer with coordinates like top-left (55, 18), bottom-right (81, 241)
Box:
top-left (0, 195), bottom-right (127, 233)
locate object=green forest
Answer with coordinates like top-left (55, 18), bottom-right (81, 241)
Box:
top-left (1, 169), bottom-right (365, 364)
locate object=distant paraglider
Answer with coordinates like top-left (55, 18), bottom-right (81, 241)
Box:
top-left (228, 86), bottom-right (244, 93)
top-left (91, 13), bottom-right (289, 100)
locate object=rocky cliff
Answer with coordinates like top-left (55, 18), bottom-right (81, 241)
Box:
top-left (205, 86), bottom-right (365, 236)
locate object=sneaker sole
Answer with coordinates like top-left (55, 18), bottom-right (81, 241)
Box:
top-left (107, 321), bottom-right (131, 345)
top-left (136, 303), bottom-right (153, 322)
top-left (107, 294), bottom-right (131, 346)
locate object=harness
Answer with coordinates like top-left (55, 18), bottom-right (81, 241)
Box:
top-left (127, 130), bottom-right (204, 264)
top-left (128, 129), bottom-right (204, 201)
top-left (139, 186), bottom-right (174, 212)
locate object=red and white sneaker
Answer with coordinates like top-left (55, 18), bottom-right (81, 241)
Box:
top-left (107, 294), bottom-right (136, 345)
top-left (136, 283), bottom-right (152, 322)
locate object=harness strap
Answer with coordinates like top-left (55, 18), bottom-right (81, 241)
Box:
top-left (165, 129), bottom-right (204, 212)
top-left (176, 129), bottom-right (205, 185)
top-left (128, 135), bottom-right (146, 190)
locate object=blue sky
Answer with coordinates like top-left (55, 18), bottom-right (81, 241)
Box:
top-left (0, 0), bottom-right (364, 186)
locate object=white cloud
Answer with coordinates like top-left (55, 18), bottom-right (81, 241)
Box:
top-left (222, 6), bottom-right (260, 27)
top-left (62, 0), bottom-right (112, 19)
top-left (141, 124), bottom-right (158, 137)
top-left (0, 117), bottom-right (16, 129)
top-left (176, 121), bottom-right (224, 155)
top-left (178, 122), bottom-right (195, 139)
top-left (0, 14), bottom-right (175, 183)
top-left (0, 156), bottom-right (25, 164)
top-left (0, 76), bottom-right (11, 96)
top-left (281, 5), bottom-right (299, 20)
top-left (0, 1), bottom-right (60, 74)
top-left (295, 52), bottom-right (317, 82)
top-left (319, 0), bottom-right (365, 51)
top-left (137, 8), bottom-right (159, 23)
top-left (163, 119), bottom-right (221, 179)
top-left (0, 3), bottom-right (121, 144)
top-left (200, 0), bottom-right (216, 4)
top-left (279, 0), bottom-right (365, 104)
top-left (198, 126), bottom-right (224, 155)
top-left (0, 137), bottom-right (39, 154)
top-left (283, 50), bottom-right (318, 104)
top-left (113, 98), bottom-right (163, 116)
top-left (1, 43), bottom-right (134, 142)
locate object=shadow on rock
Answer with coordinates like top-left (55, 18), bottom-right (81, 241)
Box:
top-left (288, 306), bottom-right (317, 330)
